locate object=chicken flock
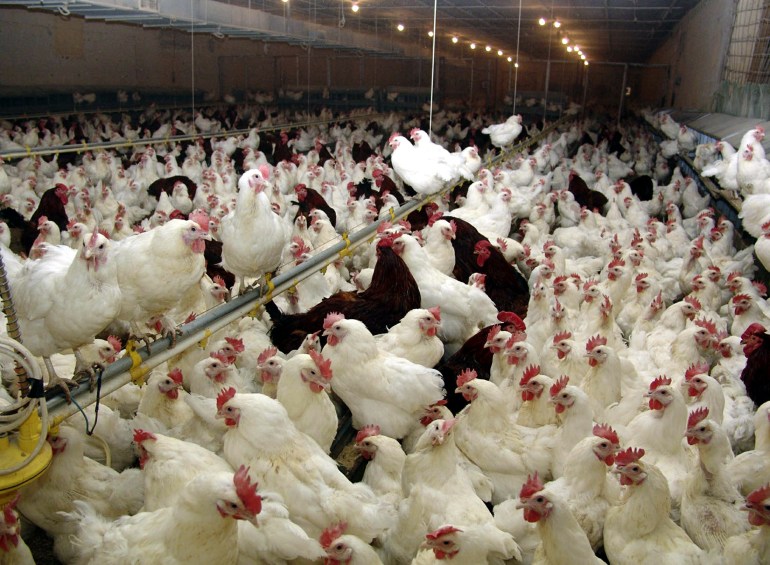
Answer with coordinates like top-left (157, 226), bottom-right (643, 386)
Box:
top-left (0, 101), bottom-right (767, 565)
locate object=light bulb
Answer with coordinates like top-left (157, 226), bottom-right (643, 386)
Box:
top-left (584, 61), bottom-right (589, 66)
top-left (470, 43), bottom-right (476, 49)
top-left (514, 62), bottom-right (519, 68)
top-left (497, 49), bottom-right (503, 56)
top-left (428, 30), bottom-right (434, 37)
top-left (538, 17), bottom-right (546, 26)
top-left (573, 45), bottom-right (580, 51)
top-left (351, 2), bottom-right (359, 12)
top-left (567, 46), bottom-right (573, 52)
top-left (485, 45), bottom-right (491, 52)
top-left (397, 23), bottom-right (405, 32)
top-left (553, 20), bottom-right (561, 28)
top-left (507, 56), bottom-right (512, 62)
top-left (452, 36), bottom-right (459, 44)
top-left (580, 54), bottom-right (586, 60)
top-left (561, 37), bottom-right (568, 45)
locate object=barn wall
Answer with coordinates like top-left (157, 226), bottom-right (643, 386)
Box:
top-left (641, 0), bottom-right (735, 111)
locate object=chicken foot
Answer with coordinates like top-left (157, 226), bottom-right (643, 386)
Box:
top-left (43, 356), bottom-right (78, 403)
top-left (73, 348), bottom-right (103, 392)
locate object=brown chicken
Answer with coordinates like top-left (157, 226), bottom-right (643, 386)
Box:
top-left (445, 217), bottom-right (529, 317)
top-left (437, 311), bottom-right (526, 414)
top-left (567, 170), bottom-right (608, 211)
top-left (293, 184), bottom-right (337, 228)
top-left (264, 236), bottom-right (421, 354)
top-left (740, 323), bottom-right (770, 407)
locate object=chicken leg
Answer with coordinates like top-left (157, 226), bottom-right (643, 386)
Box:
top-left (43, 356), bottom-right (78, 403)
top-left (73, 348), bottom-right (102, 392)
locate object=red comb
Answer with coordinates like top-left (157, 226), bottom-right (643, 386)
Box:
top-left (742, 323), bottom-right (767, 340)
top-left (355, 424), bottom-right (380, 444)
top-left (753, 281), bottom-right (768, 296)
top-left (320, 522), bottom-right (348, 548)
top-left (684, 296), bottom-right (702, 310)
top-left (427, 211), bottom-right (444, 226)
top-left (585, 334), bottom-right (607, 352)
top-left (497, 311), bottom-right (526, 331)
top-left (257, 346), bottom-right (278, 365)
top-left (323, 312), bottom-right (345, 330)
top-left (520, 364), bottom-right (541, 386)
top-left (593, 423), bottom-right (620, 445)
top-left (2, 494), bottom-right (19, 525)
top-left (107, 335), bottom-right (122, 353)
top-left (426, 525), bottom-right (462, 540)
top-left (37, 215), bottom-right (48, 226)
top-left (694, 318), bottom-right (717, 334)
top-left (649, 375), bottom-right (672, 391)
top-left (167, 368), bottom-right (184, 385)
top-left (189, 210), bottom-right (210, 233)
top-left (456, 368), bottom-right (477, 387)
top-left (549, 375), bottom-right (569, 397)
top-left (615, 447), bottom-right (645, 466)
top-left (428, 306), bottom-right (441, 322)
top-left (519, 472), bottom-right (545, 500)
top-left (216, 387), bottom-right (237, 412)
top-left (688, 406), bottom-right (709, 429)
top-left (732, 293), bottom-right (751, 304)
top-left (233, 465), bottom-right (262, 517)
top-left (726, 271), bottom-right (741, 282)
top-left (213, 275), bottom-right (226, 287)
top-left (224, 337), bottom-right (245, 353)
top-left (607, 257), bottom-right (626, 269)
top-left (257, 164), bottom-right (271, 180)
top-left (449, 219), bottom-right (457, 234)
top-left (486, 325), bottom-right (501, 342)
top-left (210, 351), bottom-right (231, 365)
top-left (553, 330), bottom-right (572, 343)
top-left (506, 331), bottom-right (527, 347)
top-left (747, 484), bottom-right (770, 505)
top-left (308, 349), bottom-right (333, 381)
top-left (634, 273), bottom-right (649, 283)
top-left (684, 362), bottom-right (709, 382)
top-left (132, 429), bottom-right (156, 445)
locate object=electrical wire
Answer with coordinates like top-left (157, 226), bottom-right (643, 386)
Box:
top-left (428, 0), bottom-right (438, 134)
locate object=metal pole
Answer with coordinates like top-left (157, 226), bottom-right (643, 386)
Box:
top-left (618, 63), bottom-right (628, 126)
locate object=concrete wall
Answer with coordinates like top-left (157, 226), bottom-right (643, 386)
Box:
top-left (641, 0), bottom-right (735, 111)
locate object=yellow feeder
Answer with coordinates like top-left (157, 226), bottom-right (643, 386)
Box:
top-left (0, 402), bottom-right (52, 506)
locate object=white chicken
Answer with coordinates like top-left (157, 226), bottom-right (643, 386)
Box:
top-left (321, 312), bottom-right (445, 439)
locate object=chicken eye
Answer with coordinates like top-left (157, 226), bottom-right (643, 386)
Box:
top-left (442, 540), bottom-right (452, 546)
top-left (335, 544), bottom-right (344, 551)
top-left (600, 442), bottom-right (608, 448)
top-left (535, 496), bottom-right (545, 503)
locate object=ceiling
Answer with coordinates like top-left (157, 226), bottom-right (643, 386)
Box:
top-left (240, 0), bottom-right (703, 63)
top-left (2, 0), bottom-right (702, 63)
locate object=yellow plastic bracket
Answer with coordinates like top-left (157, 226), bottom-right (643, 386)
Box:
top-left (125, 340), bottom-right (148, 386)
top-left (198, 328), bottom-right (212, 350)
top-left (389, 207), bottom-right (396, 223)
top-left (338, 232), bottom-right (352, 258)
top-left (263, 273), bottom-right (275, 302)
top-left (24, 146), bottom-right (31, 157)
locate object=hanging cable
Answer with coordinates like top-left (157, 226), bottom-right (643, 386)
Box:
top-left (190, 0), bottom-right (196, 131)
top-left (513, 0), bottom-right (522, 114)
top-left (428, 0), bottom-right (438, 133)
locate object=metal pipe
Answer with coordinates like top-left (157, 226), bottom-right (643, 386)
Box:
top-left (617, 63), bottom-right (628, 126)
top-left (0, 113), bottom-right (387, 161)
top-left (47, 114), bottom-right (575, 420)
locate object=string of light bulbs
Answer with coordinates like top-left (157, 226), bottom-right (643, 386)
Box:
top-left (538, 15), bottom-right (589, 66)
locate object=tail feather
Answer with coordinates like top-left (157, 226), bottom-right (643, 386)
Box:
top-left (58, 500), bottom-right (113, 562)
top-left (263, 300), bottom-right (284, 323)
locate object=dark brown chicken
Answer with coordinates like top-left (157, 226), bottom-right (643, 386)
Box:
top-left (147, 175), bottom-right (197, 203)
top-left (264, 236), bottom-right (421, 354)
top-left (437, 312), bottom-right (526, 414)
top-left (740, 323), bottom-right (770, 407)
top-left (567, 170), bottom-right (608, 211)
top-left (444, 217), bottom-right (529, 317)
top-left (293, 184), bottom-right (337, 228)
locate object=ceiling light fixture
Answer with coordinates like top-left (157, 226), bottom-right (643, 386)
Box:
top-left (485, 45), bottom-right (492, 52)
top-left (561, 37), bottom-right (569, 45)
top-left (428, 30), bottom-right (434, 37)
top-left (538, 17), bottom-right (546, 26)
top-left (470, 42), bottom-right (476, 49)
top-left (507, 56), bottom-right (512, 62)
top-left (574, 45), bottom-right (580, 51)
top-left (514, 62), bottom-right (519, 68)
top-left (553, 20), bottom-right (561, 28)
top-left (351, 2), bottom-right (359, 12)
top-left (452, 36), bottom-right (459, 43)
top-left (580, 54), bottom-right (586, 60)
top-left (584, 61), bottom-right (589, 66)
top-left (567, 46), bottom-right (573, 52)
top-left (397, 23), bottom-right (405, 31)
top-left (497, 49), bottom-right (503, 56)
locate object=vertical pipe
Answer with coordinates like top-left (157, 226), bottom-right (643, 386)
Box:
top-left (469, 56), bottom-right (474, 103)
top-left (544, 59), bottom-right (552, 123)
top-left (618, 63), bottom-right (628, 126)
top-left (582, 64), bottom-right (589, 119)
top-left (428, 0), bottom-right (438, 132)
